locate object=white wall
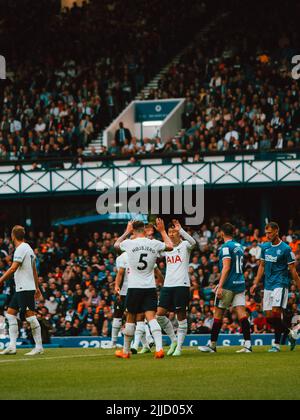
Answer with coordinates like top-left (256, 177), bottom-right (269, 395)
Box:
top-left (160, 99), bottom-right (185, 142)
top-left (103, 99), bottom-right (185, 147)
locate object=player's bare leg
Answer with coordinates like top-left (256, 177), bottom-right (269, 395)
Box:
top-left (235, 307), bottom-right (252, 353)
top-left (0, 308), bottom-right (18, 355)
top-left (173, 310), bottom-right (188, 357)
top-left (199, 307), bottom-right (224, 353)
top-left (157, 307), bottom-right (177, 356)
top-left (145, 311), bottom-right (164, 359)
top-left (24, 310), bottom-right (44, 356)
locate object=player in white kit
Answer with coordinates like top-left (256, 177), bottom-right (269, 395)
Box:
top-left (111, 252), bottom-right (130, 348)
top-left (112, 251), bottom-right (156, 351)
top-left (114, 219), bottom-right (173, 359)
top-left (157, 220), bottom-right (196, 357)
top-left (0, 226), bottom-right (44, 356)
top-left (131, 224), bottom-right (164, 355)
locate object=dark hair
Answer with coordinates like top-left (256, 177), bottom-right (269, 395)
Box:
top-left (168, 222), bottom-right (175, 230)
top-left (221, 223), bottom-right (235, 237)
top-left (132, 221), bottom-right (145, 232)
top-left (265, 222), bottom-right (280, 231)
top-left (12, 225), bottom-right (26, 241)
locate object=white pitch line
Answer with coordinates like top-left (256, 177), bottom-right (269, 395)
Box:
top-left (0, 353), bottom-right (114, 365)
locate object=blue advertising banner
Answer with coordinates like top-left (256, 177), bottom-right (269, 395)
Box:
top-left (0, 335), bottom-right (298, 350)
top-left (135, 101), bottom-right (180, 122)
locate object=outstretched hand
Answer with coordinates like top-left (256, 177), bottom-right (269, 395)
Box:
top-left (126, 220), bottom-right (134, 235)
top-left (155, 218), bottom-right (166, 233)
top-left (172, 219), bottom-right (182, 232)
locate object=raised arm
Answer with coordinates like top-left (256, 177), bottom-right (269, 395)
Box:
top-left (114, 221), bottom-right (134, 250)
top-left (155, 218), bottom-right (173, 252)
top-left (173, 220), bottom-right (196, 248)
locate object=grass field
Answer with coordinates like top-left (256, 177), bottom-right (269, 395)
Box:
top-left (0, 347), bottom-right (299, 400)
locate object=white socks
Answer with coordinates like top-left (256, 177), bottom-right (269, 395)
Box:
top-left (26, 316), bottom-right (43, 350)
top-left (132, 322), bottom-right (146, 350)
top-left (149, 319), bottom-right (163, 352)
top-left (112, 318), bottom-right (122, 344)
top-left (123, 323), bottom-right (135, 355)
top-left (244, 340), bottom-right (252, 349)
top-left (157, 316), bottom-right (177, 344)
top-left (144, 323), bottom-right (154, 346)
top-left (177, 320), bottom-right (188, 351)
top-left (6, 314), bottom-right (18, 350)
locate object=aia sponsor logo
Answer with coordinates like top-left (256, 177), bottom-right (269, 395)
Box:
top-left (167, 255), bottom-right (183, 264)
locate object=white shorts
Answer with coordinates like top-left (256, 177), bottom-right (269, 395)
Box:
top-left (263, 288), bottom-right (289, 312)
top-left (215, 290), bottom-right (246, 310)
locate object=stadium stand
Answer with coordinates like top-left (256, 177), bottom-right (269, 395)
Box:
top-left (1, 1), bottom-right (300, 164)
top-left (0, 219), bottom-right (299, 339)
top-left (0, 0), bottom-right (210, 162)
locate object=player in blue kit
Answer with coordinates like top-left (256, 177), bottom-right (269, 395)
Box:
top-left (199, 223), bottom-right (252, 354)
top-left (251, 222), bottom-right (300, 352)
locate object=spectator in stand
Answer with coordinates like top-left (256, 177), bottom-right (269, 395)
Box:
top-left (115, 122), bottom-right (132, 148)
top-left (249, 240), bottom-right (262, 260)
top-left (290, 235), bottom-right (300, 254)
top-left (253, 312), bottom-right (269, 334)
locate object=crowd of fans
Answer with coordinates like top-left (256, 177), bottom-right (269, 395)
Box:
top-left (108, 4), bottom-right (300, 158)
top-left (1, 2), bottom-right (300, 164)
top-left (0, 0), bottom-right (208, 163)
top-left (0, 218), bottom-right (299, 341)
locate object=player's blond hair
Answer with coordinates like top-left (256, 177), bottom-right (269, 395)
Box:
top-left (12, 225), bottom-right (26, 241)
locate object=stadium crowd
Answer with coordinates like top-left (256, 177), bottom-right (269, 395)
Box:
top-left (108, 4), bottom-right (300, 158)
top-left (1, 2), bottom-right (300, 163)
top-left (0, 218), bottom-right (299, 342)
top-left (0, 0), bottom-right (208, 163)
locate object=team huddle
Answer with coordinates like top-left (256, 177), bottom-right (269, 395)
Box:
top-left (112, 220), bottom-right (300, 359)
top-left (0, 220), bottom-right (299, 358)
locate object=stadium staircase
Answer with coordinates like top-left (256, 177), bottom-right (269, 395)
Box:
top-left (85, 131), bottom-right (104, 155)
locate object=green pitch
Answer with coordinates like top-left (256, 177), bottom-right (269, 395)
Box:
top-left (0, 347), bottom-right (299, 400)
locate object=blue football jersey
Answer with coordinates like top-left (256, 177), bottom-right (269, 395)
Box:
top-left (260, 242), bottom-right (272, 290)
top-left (219, 241), bottom-right (245, 293)
top-left (261, 241), bottom-right (296, 291)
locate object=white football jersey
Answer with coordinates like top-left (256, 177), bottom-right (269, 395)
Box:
top-left (13, 242), bottom-right (36, 292)
top-left (120, 238), bottom-right (166, 289)
top-left (163, 240), bottom-right (193, 287)
top-left (116, 253), bottom-right (129, 296)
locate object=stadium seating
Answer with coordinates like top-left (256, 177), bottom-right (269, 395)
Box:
top-left (1, 1), bottom-right (299, 165)
top-left (0, 0), bottom-right (209, 163)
